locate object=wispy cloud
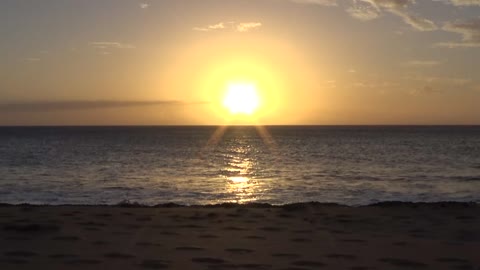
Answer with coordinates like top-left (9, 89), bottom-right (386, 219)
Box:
top-left (406, 74), bottom-right (472, 85)
top-left (25, 58), bottom-right (41, 62)
top-left (89, 42), bottom-right (136, 49)
top-left (403, 60), bottom-right (442, 67)
top-left (140, 3), bottom-right (149, 9)
top-left (236, 22), bottom-right (262, 32)
top-left (442, 0), bottom-right (480, 6)
top-left (347, 5), bottom-right (380, 21)
top-left (410, 85), bottom-right (443, 95)
top-left (392, 10), bottom-right (437, 31)
top-left (0, 100), bottom-right (206, 113)
top-left (351, 0), bottom-right (437, 31)
top-left (289, 0), bottom-right (338, 6)
top-left (436, 18), bottom-right (480, 48)
top-left (193, 22), bottom-right (262, 32)
top-left (193, 22), bottom-right (227, 32)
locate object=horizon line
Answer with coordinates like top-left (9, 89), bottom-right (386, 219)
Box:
top-left (1, 124), bottom-right (480, 128)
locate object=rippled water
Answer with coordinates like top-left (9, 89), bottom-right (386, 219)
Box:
top-left (0, 126), bottom-right (479, 205)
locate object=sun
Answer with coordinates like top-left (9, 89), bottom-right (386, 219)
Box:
top-left (223, 83), bottom-right (260, 115)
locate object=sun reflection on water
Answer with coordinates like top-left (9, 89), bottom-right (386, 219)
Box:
top-left (204, 126), bottom-right (278, 204)
top-left (224, 147), bottom-right (259, 203)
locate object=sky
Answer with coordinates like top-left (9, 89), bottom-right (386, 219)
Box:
top-left (1, 0), bottom-right (480, 125)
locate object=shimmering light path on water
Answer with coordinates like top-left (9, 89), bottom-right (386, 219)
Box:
top-left (0, 126), bottom-right (479, 205)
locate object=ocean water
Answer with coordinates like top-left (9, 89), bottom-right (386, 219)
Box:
top-left (0, 126), bottom-right (479, 206)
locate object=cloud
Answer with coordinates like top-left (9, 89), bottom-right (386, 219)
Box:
top-left (410, 85), bottom-right (443, 95)
top-left (25, 58), bottom-right (41, 62)
top-left (140, 3), bottom-right (149, 9)
top-left (289, 0), bottom-right (338, 6)
top-left (436, 18), bottom-right (480, 48)
top-left (193, 22), bottom-right (261, 32)
top-left (403, 60), bottom-right (441, 67)
top-left (443, 0), bottom-right (480, 6)
top-left (347, 5), bottom-right (380, 21)
top-left (351, 80), bottom-right (398, 89)
top-left (406, 74), bottom-right (472, 85)
top-left (89, 42), bottom-right (136, 49)
top-left (236, 22), bottom-right (262, 32)
top-left (391, 10), bottom-right (437, 31)
top-left (193, 22), bottom-right (227, 32)
top-left (352, 0), bottom-right (437, 31)
top-left (0, 100), bottom-right (206, 113)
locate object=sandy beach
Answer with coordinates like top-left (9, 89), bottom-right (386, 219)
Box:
top-left (0, 202), bottom-right (479, 270)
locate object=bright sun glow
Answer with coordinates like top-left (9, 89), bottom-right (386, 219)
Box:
top-left (223, 83), bottom-right (260, 115)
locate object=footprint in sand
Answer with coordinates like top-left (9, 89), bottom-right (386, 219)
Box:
top-left (103, 252), bottom-right (135, 259)
top-left (124, 224), bottom-right (142, 229)
top-left (235, 263), bottom-right (271, 269)
top-left (94, 213), bottom-right (112, 218)
top-left (0, 258), bottom-right (29, 264)
top-left (180, 224), bottom-right (206, 229)
top-left (49, 254), bottom-right (78, 259)
top-left (259, 226), bottom-right (284, 232)
top-left (292, 260), bottom-right (327, 267)
top-left (456, 215), bottom-right (475, 221)
top-left (52, 235), bottom-right (80, 241)
top-left (379, 258), bottom-right (428, 268)
top-left (91, 240), bottom-right (109, 246)
top-left (436, 257), bottom-right (470, 264)
top-left (244, 219), bottom-right (257, 224)
top-left (3, 223), bottom-right (60, 233)
top-left (245, 235), bottom-right (266, 240)
top-left (223, 226), bottom-right (248, 231)
top-left (136, 216), bottom-right (153, 222)
top-left (198, 234), bottom-right (218, 239)
top-left (4, 236), bottom-right (31, 241)
top-left (77, 221), bottom-right (106, 227)
top-left (83, 227), bottom-right (101, 231)
top-left (136, 241), bottom-right (162, 247)
top-left (330, 229), bottom-right (350, 235)
top-left (192, 257), bottom-right (226, 264)
top-left (436, 257), bottom-right (474, 269)
top-left (325, 253), bottom-right (357, 260)
top-left (292, 229), bottom-right (313, 234)
top-left (271, 253), bottom-right (300, 258)
top-left (341, 238), bottom-right (367, 243)
top-left (159, 230), bottom-right (180, 236)
top-left (64, 259), bottom-right (102, 265)
top-left (291, 237), bottom-right (311, 243)
top-left (4, 251), bottom-right (38, 257)
top-left (225, 248), bottom-right (253, 254)
top-left (277, 213), bottom-right (293, 218)
top-left (176, 246), bottom-right (205, 251)
top-left (112, 231), bottom-right (134, 236)
top-left (139, 259), bottom-right (170, 269)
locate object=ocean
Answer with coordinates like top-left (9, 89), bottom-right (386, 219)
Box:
top-left (0, 126), bottom-right (479, 206)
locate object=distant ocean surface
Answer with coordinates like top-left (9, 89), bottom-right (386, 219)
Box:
top-left (1, 126), bottom-right (479, 206)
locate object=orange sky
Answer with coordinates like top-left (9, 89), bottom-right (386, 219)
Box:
top-left (1, 0), bottom-right (480, 125)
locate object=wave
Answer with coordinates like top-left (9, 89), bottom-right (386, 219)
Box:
top-left (1, 200), bottom-right (478, 208)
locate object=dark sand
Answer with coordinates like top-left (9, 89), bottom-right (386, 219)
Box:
top-left (0, 202), bottom-right (479, 269)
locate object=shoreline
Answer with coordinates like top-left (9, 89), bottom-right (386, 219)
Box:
top-left (1, 201), bottom-right (479, 208)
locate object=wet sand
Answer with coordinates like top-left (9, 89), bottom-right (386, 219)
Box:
top-left (0, 202), bottom-right (479, 269)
